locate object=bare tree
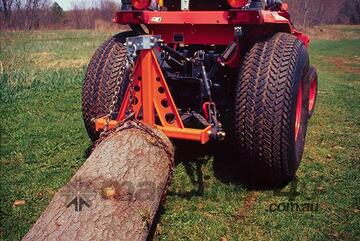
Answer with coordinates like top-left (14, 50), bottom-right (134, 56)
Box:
top-left (70, 0), bottom-right (97, 29)
top-left (1, 0), bottom-right (15, 28)
top-left (71, 0), bottom-right (86, 29)
top-left (5, 0), bottom-right (51, 30)
top-left (69, 0), bottom-right (118, 29)
top-left (340, 0), bottom-right (360, 24)
top-left (285, 0), bottom-right (347, 27)
top-left (24, 0), bottom-right (51, 29)
top-left (97, 0), bottom-right (118, 21)
top-left (1, 0), bottom-right (357, 30)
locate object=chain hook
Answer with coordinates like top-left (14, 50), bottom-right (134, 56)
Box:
top-left (99, 42), bottom-right (137, 139)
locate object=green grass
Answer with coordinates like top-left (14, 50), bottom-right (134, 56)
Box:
top-left (1, 27), bottom-right (359, 241)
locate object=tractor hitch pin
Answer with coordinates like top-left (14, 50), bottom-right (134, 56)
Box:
top-left (207, 127), bottom-right (226, 142)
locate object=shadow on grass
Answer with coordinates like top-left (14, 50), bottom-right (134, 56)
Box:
top-left (212, 141), bottom-right (292, 190)
top-left (84, 145), bottom-right (93, 159)
top-left (169, 141), bottom-right (212, 199)
top-left (173, 140), bottom-right (292, 191)
top-left (147, 141), bottom-right (212, 241)
top-left (147, 140), bottom-right (293, 240)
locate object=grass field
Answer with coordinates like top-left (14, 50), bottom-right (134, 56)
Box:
top-left (1, 26), bottom-right (359, 241)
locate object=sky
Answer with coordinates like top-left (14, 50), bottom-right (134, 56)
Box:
top-left (55, 0), bottom-right (72, 11)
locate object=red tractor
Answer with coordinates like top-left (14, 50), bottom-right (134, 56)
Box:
top-left (82, 0), bottom-right (318, 188)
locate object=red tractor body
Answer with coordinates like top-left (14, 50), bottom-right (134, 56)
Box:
top-left (113, 8), bottom-right (308, 46)
top-left (84, 0), bottom-right (318, 187)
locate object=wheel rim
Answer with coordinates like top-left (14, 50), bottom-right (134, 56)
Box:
top-left (308, 77), bottom-right (317, 113)
top-left (295, 82), bottom-right (303, 141)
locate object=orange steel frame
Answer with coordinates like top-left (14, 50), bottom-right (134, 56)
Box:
top-left (95, 49), bottom-right (212, 144)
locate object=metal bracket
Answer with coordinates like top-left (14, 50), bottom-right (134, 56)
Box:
top-left (126, 35), bottom-right (162, 53)
top-left (181, 0), bottom-right (190, 10)
top-left (234, 26), bottom-right (243, 37)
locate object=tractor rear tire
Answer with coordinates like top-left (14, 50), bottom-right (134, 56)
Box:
top-left (234, 32), bottom-right (310, 187)
top-left (82, 31), bottom-right (136, 142)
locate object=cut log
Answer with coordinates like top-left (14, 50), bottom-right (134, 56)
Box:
top-left (23, 120), bottom-right (174, 241)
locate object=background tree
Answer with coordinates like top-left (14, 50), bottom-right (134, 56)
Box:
top-left (50, 1), bottom-right (64, 24)
top-left (0, 0), bottom-right (15, 28)
top-left (339, 0), bottom-right (360, 24)
top-left (1, 0), bottom-right (358, 30)
top-left (97, 0), bottom-right (118, 21)
top-left (285, 0), bottom-right (342, 27)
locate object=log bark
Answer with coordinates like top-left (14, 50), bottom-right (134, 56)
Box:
top-left (23, 121), bottom-right (174, 241)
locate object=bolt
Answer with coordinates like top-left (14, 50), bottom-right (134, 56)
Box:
top-left (217, 131), bottom-right (226, 141)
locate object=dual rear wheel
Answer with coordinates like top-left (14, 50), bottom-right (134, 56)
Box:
top-left (232, 32), bottom-right (316, 187)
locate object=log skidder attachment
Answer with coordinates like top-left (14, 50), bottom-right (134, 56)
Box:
top-left (93, 35), bottom-right (225, 144)
top-left (234, 33), bottom-right (310, 187)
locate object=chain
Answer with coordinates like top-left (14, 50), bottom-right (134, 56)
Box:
top-left (126, 42), bottom-right (138, 116)
top-left (99, 59), bottom-right (127, 138)
top-left (99, 43), bottom-right (137, 139)
top-left (126, 55), bottom-right (136, 116)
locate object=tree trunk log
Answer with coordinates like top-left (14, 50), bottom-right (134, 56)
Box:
top-left (23, 121), bottom-right (174, 241)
